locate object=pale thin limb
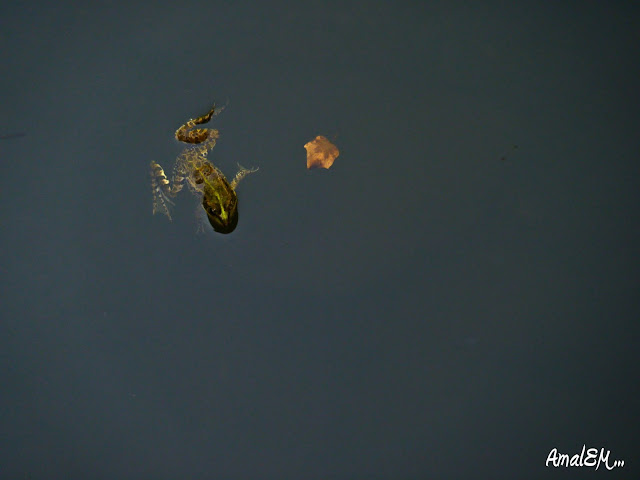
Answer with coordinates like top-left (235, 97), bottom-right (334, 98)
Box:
top-left (150, 161), bottom-right (180, 220)
top-left (230, 163), bottom-right (259, 189)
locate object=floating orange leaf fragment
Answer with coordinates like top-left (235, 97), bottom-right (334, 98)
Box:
top-left (304, 136), bottom-right (339, 169)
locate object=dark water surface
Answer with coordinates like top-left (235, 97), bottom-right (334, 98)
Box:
top-left (1, 2), bottom-right (638, 479)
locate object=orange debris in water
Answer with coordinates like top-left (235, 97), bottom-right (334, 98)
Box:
top-left (304, 136), bottom-right (339, 169)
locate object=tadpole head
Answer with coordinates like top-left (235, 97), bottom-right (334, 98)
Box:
top-left (203, 199), bottom-right (238, 234)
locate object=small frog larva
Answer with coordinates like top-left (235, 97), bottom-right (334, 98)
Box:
top-left (150, 104), bottom-right (257, 233)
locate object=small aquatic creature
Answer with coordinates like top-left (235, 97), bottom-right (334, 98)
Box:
top-left (304, 135), bottom-right (339, 169)
top-left (499, 144), bottom-right (518, 162)
top-left (150, 104), bottom-right (257, 233)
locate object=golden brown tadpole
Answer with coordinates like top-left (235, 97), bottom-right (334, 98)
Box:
top-left (304, 136), bottom-right (339, 169)
top-left (149, 103), bottom-right (257, 233)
